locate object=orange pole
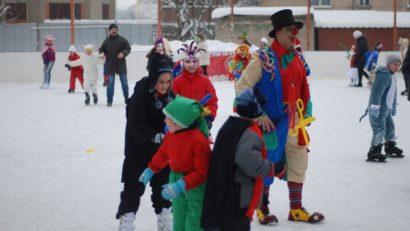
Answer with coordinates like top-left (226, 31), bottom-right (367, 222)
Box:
top-left (229, 0), bottom-right (235, 42)
top-left (157, 0), bottom-right (162, 36)
top-left (306, 0), bottom-right (311, 50)
top-left (70, 0), bottom-right (75, 45)
top-left (393, 0), bottom-right (397, 51)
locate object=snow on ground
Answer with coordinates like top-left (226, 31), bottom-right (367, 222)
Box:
top-left (0, 67), bottom-right (410, 230)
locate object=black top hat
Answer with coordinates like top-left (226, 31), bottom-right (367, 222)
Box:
top-left (268, 9), bottom-right (303, 38)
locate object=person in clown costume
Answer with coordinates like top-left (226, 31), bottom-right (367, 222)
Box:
top-left (139, 95), bottom-right (212, 231)
top-left (225, 44), bottom-right (251, 82)
top-left (173, 41), bottom-right (218, 130)
top-left (237, 9), bottom-right (324, 225)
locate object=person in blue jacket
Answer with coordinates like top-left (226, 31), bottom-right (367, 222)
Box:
top-left (363, 54), bottom-right (404, 162)
top-left (365, 42), bottom-right (383, 86)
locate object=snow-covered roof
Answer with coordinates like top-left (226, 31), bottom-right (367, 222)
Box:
top-left (43, 19), bottom-right (156, 24)
top-left (211, 7), bottom-right (311, 19)
top-left (314, 10), bottom-right (410, 28)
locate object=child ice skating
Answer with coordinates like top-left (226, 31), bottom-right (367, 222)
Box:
top-left (201, 88), bottom-right (286, 231)
top-left (139, 95), bottom-right (211, 231)
top-left (82, 45), bottom-right (104, 105)
top-left (66, 45), bottom-right (84, 93)
top-left (360, 54), bottom-right (404, 162)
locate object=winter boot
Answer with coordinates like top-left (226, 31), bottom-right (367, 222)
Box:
top-left (255, 204), bottom-right (278, 225)
top-left (400, 90), bottom-right (408, 96)
top-left (84, 93), bottom-right (90, 106)
top-left (384, 141), bottom-right (404, 158)
top-left (107, 102), bottom-right (112, 107)
top-left (118, 212), bottom-right (135, 231)
top-left (68, 89), bottom-right (74, 93)
top-left (366, 144), bottom-right (387, 162)
top-left (288, 207), bottom-right (325, 223)
top-left (93, 93), bottom-right (98, 105)
top-left (157, 207), bottom-right (172, 231)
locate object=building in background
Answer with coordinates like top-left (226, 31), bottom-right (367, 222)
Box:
top-left (213, 0), bottom-right (410, 50)
top-left (2, 0), bottom-right (116, 23)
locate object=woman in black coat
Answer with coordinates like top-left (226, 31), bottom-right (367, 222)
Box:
top-left (116, 59), bottom-right (174, 231)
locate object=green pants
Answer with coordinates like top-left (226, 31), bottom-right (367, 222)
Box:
top-left (169, 171), bottom-right (205, 231)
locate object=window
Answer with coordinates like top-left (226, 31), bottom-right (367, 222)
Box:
top-left (357, 0), bottom-right (371, 8)
top-left (49, 3), bottom-right (81, 19)
top-left (102, 4), bottom-right (109, 19)
top-left (311, 0), bottom-right (331, 8)
top-left (6, 3), bottom-right (27, 22)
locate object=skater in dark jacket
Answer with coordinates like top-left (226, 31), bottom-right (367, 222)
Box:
top-left (116, 59), bottom-right (174, 231)
top-left (361, 54), bottom-right (404, 162)
top-left (401, 45), bottom-right (410, 101)
top-left (99, 23), bottom-right (131, 106)
top-left (146, 36), bottom-right (174, 72)
top-left (353, 30), bottom-right (369, 87)
top-left (201, 88), bottom-right (286, 231)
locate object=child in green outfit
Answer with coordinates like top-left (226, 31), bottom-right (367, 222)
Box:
top-left (139, 95), bottom-right (211, 231)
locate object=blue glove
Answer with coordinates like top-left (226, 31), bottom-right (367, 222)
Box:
top-left (161, 179), bottom-right (186, 200)
top-left (369, 104), bottom-right (380, 118)
top-left (138, 168), bottom-right (155, 185)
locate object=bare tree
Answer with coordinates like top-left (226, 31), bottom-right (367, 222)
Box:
top-left (0, 0), bottom-right (23, 23)
top-left (163, 0), bottom-right (222, 40)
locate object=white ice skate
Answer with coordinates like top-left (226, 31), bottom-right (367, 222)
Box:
top-left (119, 212), bottom-right (135, 231)
top-left (157, 207), bottom-right (172, 231)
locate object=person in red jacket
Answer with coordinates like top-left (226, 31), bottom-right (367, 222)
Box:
top-left (173, 41), bottom-right (218, 130)
top-left (66, 45), bottom-right (84, 93)
top-left (139, 95), bottom-right (211, 231)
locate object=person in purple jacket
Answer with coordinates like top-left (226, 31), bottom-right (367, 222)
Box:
top-left (40, 35), bottom-right (56, 89)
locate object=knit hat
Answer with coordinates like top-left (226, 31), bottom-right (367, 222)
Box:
top-left (45, 34), bottom-right (54, 41)
top-left (68, 44), bottom-right (77, 52)
top-left (353, 30), bottom-right (362, 39)
top-left (148, 57), bottom-right (173, 91)
top-left (108, 23), bottom-right (118, 30)
top-left (386, 54), bottom-right (401, 66)
top-left (163, 95), bottom-right (209, 137)
top-left (84, 44), bottom-right (94, 52)
top-left (236, 88), bottom-right (263, 119)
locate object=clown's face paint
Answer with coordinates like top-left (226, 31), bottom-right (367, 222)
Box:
top-left (183, 57), bottom-right (199, 73)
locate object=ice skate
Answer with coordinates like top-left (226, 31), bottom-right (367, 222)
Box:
top-left (93, 93), bottom-right (98, 105)
top-left (288, 207), bottom-right (324, 223)
top-left (255, 204), bottom-right (278, 225)
top-left (366, 144), bottom-right (387, 162)
top-left (384, 141), bottom-right (404, 158)
top-left (118, 212), bottom-right (135, 231)
top-left (157, 207), bottom-right (172, 231)
top-left (84, 93), bottom-right (90, 105)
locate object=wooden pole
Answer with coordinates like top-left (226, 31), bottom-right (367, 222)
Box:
top-left (229, 0), bottom-right (235, 42)
top-left (70, 0), bottom-right (75, 45)
top-left (157, 0), bottom-right (162, 36)
top-left (393, 0), bottom-right (397, 51)
top-left (306, 0), bottom-right (311, 50)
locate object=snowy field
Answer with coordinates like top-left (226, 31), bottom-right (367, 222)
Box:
top-left (0, 73), bottom-right (409, 230)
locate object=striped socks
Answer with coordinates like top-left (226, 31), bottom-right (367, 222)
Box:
top-left (288, 181), bottom-right (303, 209)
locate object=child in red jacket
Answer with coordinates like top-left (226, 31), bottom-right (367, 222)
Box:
top-left (66, 45), bottom-right (84, 93)
top-left (139, 95), bottom-right (211, 231)
top-left (173, 41), bottom-right (218, 130)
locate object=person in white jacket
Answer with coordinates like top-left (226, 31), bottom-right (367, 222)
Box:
top-left (69, 44), bottom-right (105, 105)
top-left (83, 44), bottom-right (105, 105)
